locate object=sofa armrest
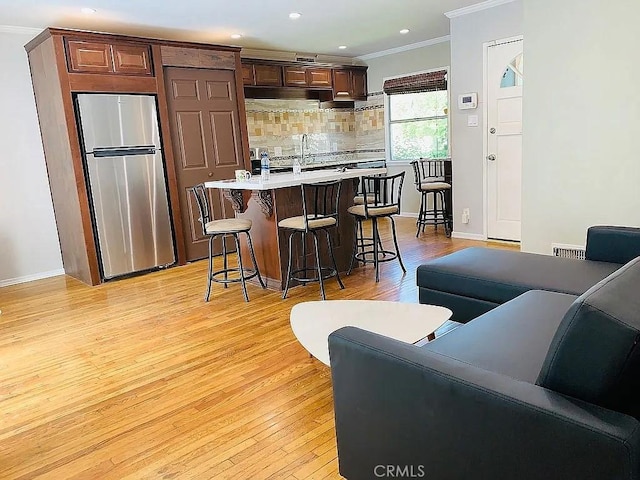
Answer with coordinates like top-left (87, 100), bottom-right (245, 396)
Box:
top-left (585, 225), bottom-right (640, 264)
top-left (328, 327), bottom-right (640, 480)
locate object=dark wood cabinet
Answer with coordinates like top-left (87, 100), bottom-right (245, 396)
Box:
top-left (66, 40), bottom-right (113, 73)
top-left (284, 66), bottom-right (332, 87)
top-left (351, 69), bottom-right (367, 99)
top-left (332, 68), bottom-right (367, 101)
top-left (307, 68), bottom-right (332, 87)
top-left (112, 44), bottom-right (152, 75)
top-left (241, 63), bottom-right (254, 85)
top-left (332, 70), bottom-right (352, 99)
top-left (253, 64), bottom-right (282, 86)
top-left (66, 39), bottom-right (152, 76)
top-left (284, 66), bottom-right (307, 86)
top-left (242, 61), bottom-right (365, 100)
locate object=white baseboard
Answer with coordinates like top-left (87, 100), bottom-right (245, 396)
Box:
top-left (398, 211), bottom-right (419, 218)
top-left (451, 231), bottom-right (487, 241)
top-left (0, 269), bottom-right (65, 288)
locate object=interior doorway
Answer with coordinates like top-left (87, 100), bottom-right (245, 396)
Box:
top-left (485, 37), bottom-right (523, 241)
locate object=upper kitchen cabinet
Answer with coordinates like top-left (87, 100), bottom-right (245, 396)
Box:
top-left (241, 63), bottom-right (255, 85)
top-left (332, 67), bottom-right (367, 101)
top-left (283, 66), bottom-right (332, 88)
top-left (307, 68), bottom-right (332, 87)
top-left (242, 59), bottom-right (366, 102)
top-left (66, 39), bottom-right (153, 76)
top-left (253, 64), bottom-right (283, 86)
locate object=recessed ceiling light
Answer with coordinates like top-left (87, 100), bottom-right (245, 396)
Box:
top-left (81, 7), bottom-right (97, 14)
top-left (289, 12), bottom-right (301, 19)
top-left (231, 34), bottom-right (242, 39)
top-left (338, 45), bottom-right (347, 50)
top-left (400, 28), bottom-right (410, 34)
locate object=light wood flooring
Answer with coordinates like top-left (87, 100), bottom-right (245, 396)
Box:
top-left (0, 218), bottom-right (513, 479)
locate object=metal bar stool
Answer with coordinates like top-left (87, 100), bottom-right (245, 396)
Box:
top-left (410, 159), bottom-right (452, 237)
top-left (279, 180), bottom-right (345, 300)
top-left (347, 171), bottom-right (406, 282)
top-left (189, 184), bottom-right (266, 302)
top-left (349, 177), bottom-right (385, 271)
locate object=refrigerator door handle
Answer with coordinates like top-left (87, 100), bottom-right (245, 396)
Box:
top-left (92, 146), bottom-right (157, 157)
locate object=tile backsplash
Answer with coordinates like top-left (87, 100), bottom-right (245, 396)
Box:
top-left (245, 96), bottom-right (385, 165)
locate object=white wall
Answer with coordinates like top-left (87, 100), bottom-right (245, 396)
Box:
top-left (521, 0), bottom-right (640, 253)
top-left (0, 28), bottom-right (63, 286)
top-left (363, 41), bottom-right (451, 216)
top-left (449, 1), bottom-right (523, 238)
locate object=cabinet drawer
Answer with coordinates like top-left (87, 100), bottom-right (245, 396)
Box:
top-left (254, 64), bottom-right (283, 86)
top-left (67, 40), bottom-right (113, 74)
top-left (307, 68), bottom-right (332, 87)
top-left (112, 44), bottom-right (152, 76)
top-left (241, 63), bottom-right (255, 85)
top-left (284, 66), bottom-right (307, 86)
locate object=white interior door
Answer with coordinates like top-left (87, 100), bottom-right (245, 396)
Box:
top-left (487, 39), bottom-right (523, 241)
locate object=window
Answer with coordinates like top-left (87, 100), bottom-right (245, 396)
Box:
top-left (384, 70), bottom-right (449, 162)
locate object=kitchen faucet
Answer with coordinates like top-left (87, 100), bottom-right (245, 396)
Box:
top-left (301, 134), bottom-right (309, 165)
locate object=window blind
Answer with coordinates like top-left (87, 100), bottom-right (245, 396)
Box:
top-left (383, 70), bottom-right (447, 95)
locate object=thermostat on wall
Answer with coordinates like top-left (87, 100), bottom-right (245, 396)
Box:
top-left (458, 92), bottom-right (477, 110)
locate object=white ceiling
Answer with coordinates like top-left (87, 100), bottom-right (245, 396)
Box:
top-left (0, 0), bottom-right (481, 57)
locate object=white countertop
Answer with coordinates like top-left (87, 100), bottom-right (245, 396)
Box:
top-left (204, 167), bottom-right (387, 191)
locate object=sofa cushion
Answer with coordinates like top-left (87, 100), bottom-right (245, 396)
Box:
top-left (538, 257), bottom-right (640, 418)
top-left (585, 225), bottom-right (640, 264)
top-left (417, 247), bottom-right (620, 305)
top-left (423, 290), bottom-right (577, 383)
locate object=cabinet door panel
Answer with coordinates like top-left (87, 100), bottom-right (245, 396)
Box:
top-left (254, 64), bottom-right (283, 86)
top-left (284, 66), bottom-right (307, 86)
top-left (112, 44), bottom-right (152, 76)
top-left (351, 69), bottom-right (367, 100)
top-left (67, 40), bottom-right (113, 73)
top-left (241, 63), bottom-right (255, 85)
top-left (307, 68), bottom-right (332, 87)
top-left (332, 70), bottom-right (352, 99)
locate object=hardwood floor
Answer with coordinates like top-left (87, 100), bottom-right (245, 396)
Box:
top-left (0, 218), bottom-right (513, 479)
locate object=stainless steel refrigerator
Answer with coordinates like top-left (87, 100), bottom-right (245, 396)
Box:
top-left (75, 93), bottom-right (176, 280)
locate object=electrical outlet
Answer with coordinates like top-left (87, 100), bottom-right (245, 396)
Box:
top-left (274, 146), bottom-right (282, 156)
top-left (462, 208), bottom-right (470, 224)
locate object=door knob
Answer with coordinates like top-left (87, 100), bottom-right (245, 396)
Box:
top-left (208, 172), bottom-right (213, 177)
top-left (487, 154), bottom-right (496, 161)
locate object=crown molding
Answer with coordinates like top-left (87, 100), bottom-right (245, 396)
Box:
top-left (357, 35), bottom-right (450, 61)
top-left (445, 0), bottom-right (517, 18)
top-left (0, 25), bottom-right (43, 35)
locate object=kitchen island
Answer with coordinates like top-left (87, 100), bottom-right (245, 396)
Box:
top-left (205, 167), bottom-right (386, 290)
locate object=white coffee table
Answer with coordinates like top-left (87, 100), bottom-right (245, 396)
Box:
top-left (290, 300), bottom-right (452, 366)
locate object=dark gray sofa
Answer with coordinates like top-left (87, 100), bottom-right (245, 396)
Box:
top-left (329, 256), bottom-right (640, 480)
top-left (417, 226), bottom-right (640, 322)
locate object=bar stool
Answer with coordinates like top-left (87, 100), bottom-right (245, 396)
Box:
top-left (410, 159), bottom-right (452, 238)
top-left (349, 178), bottom-right (385, 268)
top-left (279, 180), bottom-right (344, 300)
top-left (189, 184), bottom-right (266, 302)
top-left (347, 172), bottom-right (406, 282)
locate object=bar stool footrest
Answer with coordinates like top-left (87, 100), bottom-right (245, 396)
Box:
top-left (354, 249), bottom-right (398, 265)
top-left (290, 266), bottom-right (339, 283)
top-left (210, 268), bottom-right (261, 284)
